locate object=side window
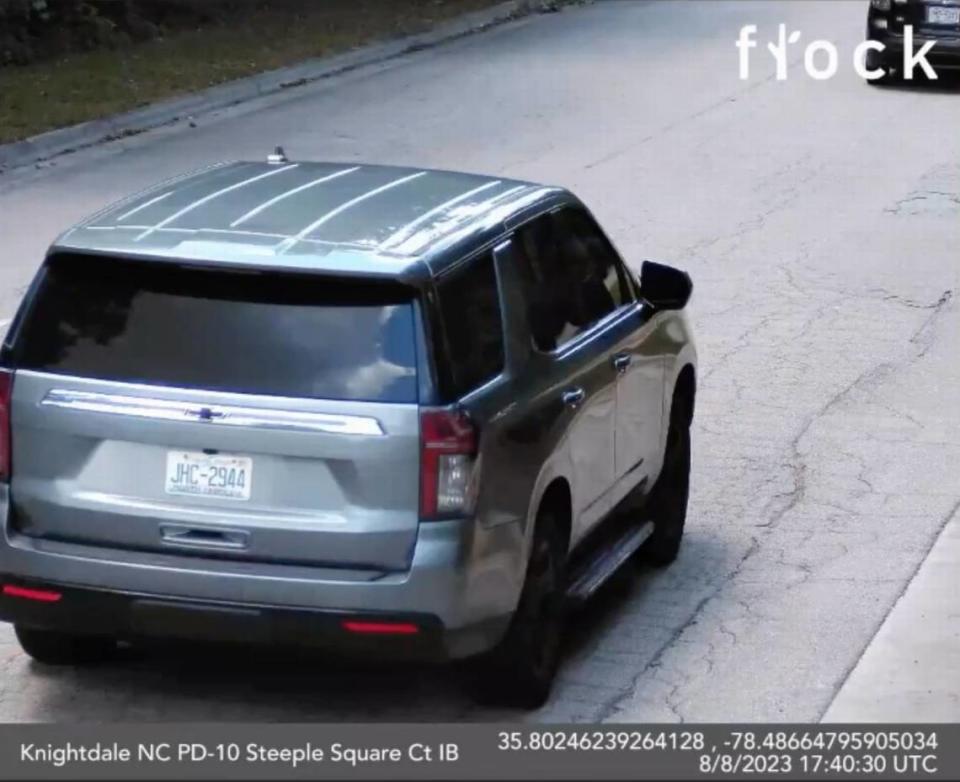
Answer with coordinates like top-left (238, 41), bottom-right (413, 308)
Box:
top-left (552, 207), bottom-right (632, 317)
top-left (514, 207), bottom-right (633, 353)
top-left (435, 252), bottom-right (505, 397)
top-left (514, 215), bottom-right (569, 352)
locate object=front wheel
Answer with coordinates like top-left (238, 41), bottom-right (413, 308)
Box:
top-left (864, 50), bottom-right (896, 86)
top-left (15, 626), bottom-right (117, 666)
top-left (642, 405), bottom-right (691, 566)
top-left (468, 513), bottom-right (565, 709)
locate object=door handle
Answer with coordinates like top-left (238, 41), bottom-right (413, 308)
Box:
top-left (561, 387), bottom-right (586, 408)
top-left (613, 353), bottom-right (632, 373)
top-left (160, 524), bottom-right (249, 550)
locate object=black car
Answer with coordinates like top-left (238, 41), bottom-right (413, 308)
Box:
top-left (866, 0), bottom-right (960, 82)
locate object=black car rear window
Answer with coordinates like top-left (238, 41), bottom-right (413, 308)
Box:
top-left (13, 254), bottom-right (419, 403)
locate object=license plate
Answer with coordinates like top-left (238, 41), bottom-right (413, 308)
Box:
top-left (165, 451), bottom-right (252, 501)
top-left (927, 6), bottom-right (960, 25)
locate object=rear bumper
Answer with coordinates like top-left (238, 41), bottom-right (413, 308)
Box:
top-left (0, 577), bottom-right (512, 661)
top-left (0, 491), bottom-right (525, 659)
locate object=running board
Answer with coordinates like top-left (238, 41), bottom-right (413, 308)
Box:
top-left (565, 521), bottom-right (655, 604)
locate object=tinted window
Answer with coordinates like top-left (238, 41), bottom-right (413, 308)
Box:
top-left (553, 208), bottom-right (630, 314)
top-left (14, 255), bottom-right (419, 403)
top-left (515, 208), bottom-right (632, 352)
top-left (435, 252), bottom-right (504, 398)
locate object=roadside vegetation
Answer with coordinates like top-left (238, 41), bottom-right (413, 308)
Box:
top-left (0, 0), bottom-right (502, 144)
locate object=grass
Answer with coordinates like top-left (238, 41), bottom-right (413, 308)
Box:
top-left (0, 0), bottom-right (503, 145)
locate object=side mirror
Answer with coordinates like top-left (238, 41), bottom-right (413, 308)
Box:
top-left (639, 260), bottom-right (693, 310)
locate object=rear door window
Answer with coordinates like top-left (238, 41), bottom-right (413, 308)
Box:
top-left (435, 251), bottom-right (505, 398)
top-left (13, 254), bottom-right (419, 403)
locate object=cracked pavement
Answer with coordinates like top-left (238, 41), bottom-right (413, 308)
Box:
top-left (0, 0), bottom-right (957, 722)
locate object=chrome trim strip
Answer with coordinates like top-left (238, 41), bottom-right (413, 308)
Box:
top-left (378, 180), bottom-right (503, 250)
top-left (277, 171), bottom-right (428, 254)
top-left (40, 390), bottom-right (385, 436)
top-left (116, 191), bottom-right (174, 222)
top-left (135, 165), bottom-right (299, 242)
top-left (230, 167), bottom-right (361, 227)
top-left (160, 524), bottom-right (251, 550)
top-left (552, 302), bottom-right (644, 361)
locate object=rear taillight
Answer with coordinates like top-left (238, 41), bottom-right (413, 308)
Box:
top-left (0, 369), bottom-right (11, 482)
top-left (419, 407), bottom-right (478, 520)
top-left (2, 584), bottom-right (61, 602)
top-left (342, 620), bottom-right (419, 635)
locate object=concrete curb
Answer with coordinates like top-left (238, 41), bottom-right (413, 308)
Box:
top-left (821, 506), bottom-right (960, 722)
top-left (0, 0), bottom-right (565, 175)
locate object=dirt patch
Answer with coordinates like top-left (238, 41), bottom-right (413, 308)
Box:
top-left (0, 0), bottom-right (505, 144)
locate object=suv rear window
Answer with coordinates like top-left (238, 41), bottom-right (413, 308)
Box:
top-left (12, 255), bottom-right (419, 403)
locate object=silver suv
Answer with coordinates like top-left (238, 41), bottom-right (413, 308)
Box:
top-left (0, 156), bottom-right (697, 707)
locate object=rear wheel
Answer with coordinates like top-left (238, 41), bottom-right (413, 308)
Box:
top-left (469, 512), bottom-right (565, 709)
top-left (643, 397), bottom-right (692, 566)
top-left (15, 626), bottom-right (117, 666)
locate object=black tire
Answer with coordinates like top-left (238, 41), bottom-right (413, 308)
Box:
top-left (866, 73), bottom-right (896, 87)
top-left (864, 50), bottom-right (895, 86)
top-left (469, 513), bottom-right (565, 709)
top-left (15, 625), bottom-right (117, 666)
top-left (643, 399), bottom-right (691, 566)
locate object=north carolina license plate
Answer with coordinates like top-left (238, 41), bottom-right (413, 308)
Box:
top-left (165, 451), bottom-right (252, 501)
top-left (927, 6), bottom-right (960, 25)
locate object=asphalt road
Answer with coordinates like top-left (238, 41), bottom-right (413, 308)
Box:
top-left (0, 0), bottom-right (958, 722)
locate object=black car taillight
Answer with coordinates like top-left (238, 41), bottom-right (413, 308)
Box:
top-left (419, 407), bottom-right (478, 520)
top-left (0, 369), bottom-right (11, 482)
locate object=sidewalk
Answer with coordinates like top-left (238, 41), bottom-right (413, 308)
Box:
top-left (823, 508), bottom-right (960, 722)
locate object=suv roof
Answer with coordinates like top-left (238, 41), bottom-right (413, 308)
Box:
top-left (53, 160), bottom-right (561, 281)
